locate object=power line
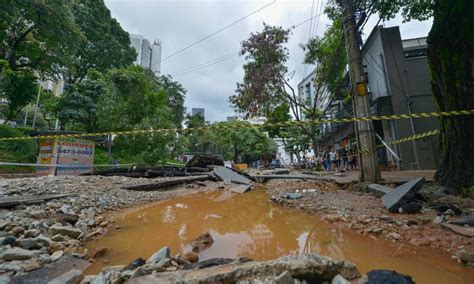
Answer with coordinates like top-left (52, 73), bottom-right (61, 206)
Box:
top-left (171, 51), bottom-right (239, 76)
top-left (167, 12), bottom-right (326, 77)
top-left (153, 0), bottom-right (277, 68)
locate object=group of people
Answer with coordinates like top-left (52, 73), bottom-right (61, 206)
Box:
top-left (320, 146), bottom-right (358, 173)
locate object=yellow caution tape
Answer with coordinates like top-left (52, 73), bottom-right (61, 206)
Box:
top-left (0, 109), bottom-right (471, 142)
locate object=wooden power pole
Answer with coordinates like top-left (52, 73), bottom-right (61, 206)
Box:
top-left (339, 0), bottom-right (381, 182)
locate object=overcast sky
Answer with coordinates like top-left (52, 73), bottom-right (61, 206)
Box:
top-left (104, 0), bottom-right (432, 122)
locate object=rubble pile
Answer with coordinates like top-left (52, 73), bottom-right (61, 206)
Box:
top-left (0, 175), bottom-right (219, 280)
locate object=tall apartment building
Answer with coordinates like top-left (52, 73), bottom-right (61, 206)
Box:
top-left (191, 108), bottom-right (205, 120)
top-left (130, 34), bottom-right (162, 76)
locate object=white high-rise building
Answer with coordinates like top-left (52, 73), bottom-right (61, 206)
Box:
top-left (130, 34), bottom-right (162, 76)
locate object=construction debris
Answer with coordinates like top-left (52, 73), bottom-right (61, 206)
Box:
top-left (367, 184), bottom-right (392, 198)
top-left (0, 194), bottom-right (76, 209)
top-left (254, 174), bottom-right (324, 181)
top-left (440, 223), bottom-right (474, 238)
top-left (381, 177), bottom-right (425, 213)
top-left (122, 176), bottom-right (210, 191)
top-left (186, 155), bottom-right (224, 168)
top-left (213, 166), bottom-right (251, 185)
top-left (280, 192), bottom-right (303, 200)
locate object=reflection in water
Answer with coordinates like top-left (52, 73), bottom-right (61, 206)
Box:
top-left (85, 189), bottom-right (473, 284)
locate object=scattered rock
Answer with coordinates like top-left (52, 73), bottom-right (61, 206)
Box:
top-left (48, 269), bottom-right (84, 284)
top-left (1, 236), bottom-right (17, 246)
top-left (367, 270), bottom-right (414, 284)
top-left (123, 258), bottom-right (146, 271)
top-left (273, 271), bottom-right (294, 284)
top-left (184, 251), bottom-right (199, 263)
top-left (91, 246), bottom-right (108, 258)
top-left (381, 177), bottom-right (425, 213)
top-left (400, 202), bottom-right (422, 214)
top-left (24, 229), bottom-right (41, 238)
top-left (456, 249), bottom-right (474, 265)
top-left (50, 250), bottom-right (64, 262)
top-left (387, 232), bottom-right (401, 240)
top-left (147, 246), bottom-right (171, 263)
top-left (10, 226), bottom-right (25, 236)
top-left (49, 225), bottom-right (82, 239)
top-left (22, 259), bottom-right (41, 272)
top-left (332, 274), bottom-right (351, 284)
top-left (280, 192), bottom-right (303, 200)
top-left (1, 247), bottom-right (35, 261)
top-left (192, 232), bottom-right (214, 253)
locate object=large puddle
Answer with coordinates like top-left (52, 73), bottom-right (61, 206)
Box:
top-left (85, 188), bottom-right (473, 283)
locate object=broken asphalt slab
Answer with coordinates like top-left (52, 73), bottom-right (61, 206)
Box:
top-left (368, 184), bottom-right (392, 198)
top-left (229, 184), bottom-right (252, 194)
top-left (381, 177), bottom-right (425, 213)
top-left (213, 166), bottom-right (251, 185)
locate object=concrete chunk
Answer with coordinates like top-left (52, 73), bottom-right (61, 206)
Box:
top-left (47, 269), bottom-right (83, 284)
top-left (229, 184), bottom-right (252, 193)
top-left (214, 166), bottom-right (251, 185)
top-left (368, 184), bottom-right (392, 198)
top-left (381, 177), bottom-right (425, 212)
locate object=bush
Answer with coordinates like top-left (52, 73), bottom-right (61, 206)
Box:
top-left (0, 125), bottom-right (37, 173)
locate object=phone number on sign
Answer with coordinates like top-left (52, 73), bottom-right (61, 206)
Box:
top-left (57, 149), bottom-right (93, 156)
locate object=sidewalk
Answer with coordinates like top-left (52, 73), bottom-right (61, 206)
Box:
top-left (318, 169), bottom-right (435, 184)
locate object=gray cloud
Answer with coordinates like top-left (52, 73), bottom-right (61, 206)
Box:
top-left (104, 0), bottom-right (432, 122)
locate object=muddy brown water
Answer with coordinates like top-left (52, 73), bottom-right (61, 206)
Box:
top-left (85, 188), bottom-right (474, 283)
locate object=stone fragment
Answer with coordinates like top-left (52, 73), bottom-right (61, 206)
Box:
top-left (367, 270), bottom-right (414, 284)
top-left (147, 246), bottom-right (171, 263)
top-left (192, 232), bottom-right (214, 253)
top-left (123, 258), bottom-right (146, 271)
top-left (332, 274), bottom-right (351, 284)
top-left (48, 269), bottom-right (84, 284)
top-left (184, 251), bottom-right (199, 263)
top-left (23, 259), bottom-right (41, 272)
top-left (24, 229), bottom-right (41, 238)
top-left (213, 166), bottom-right (251, 185)
top-left (273, 271), bottom-right (294, 284)
top-left (1, 247), bottom-right (35, 261)
top-left (367, 184), bottom-right (392, 198)
top-left (49, 225), bottom-right (82, 239)
top-left (1, 236), bottom-right (16, 246)
top-left (381, 178), bottom-right (425, 213)
top-left (91, 246), bottom-right (108, 258)
top-left (50, 250), bottom-right (64, 262)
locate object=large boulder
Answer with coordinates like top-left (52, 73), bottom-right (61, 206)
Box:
top-left (129, 253), bottom-right (360, 283)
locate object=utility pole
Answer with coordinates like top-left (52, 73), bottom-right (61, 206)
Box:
top-left (32, 84), bottom-right (41, 129)
top-left (339, 0), bottom-right (381, 182)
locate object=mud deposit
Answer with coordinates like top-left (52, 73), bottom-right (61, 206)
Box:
top-left (86, 188), bottom-right (474, 283)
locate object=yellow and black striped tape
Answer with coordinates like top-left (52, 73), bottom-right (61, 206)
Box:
top-left (0, 109), bottom-right (471, 142)
top-left (356, 129), bottom-right (440, 157)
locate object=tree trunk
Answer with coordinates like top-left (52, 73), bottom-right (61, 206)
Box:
top-left (428, 0), bottom-right (474, 191)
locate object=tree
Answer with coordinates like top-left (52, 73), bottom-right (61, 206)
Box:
top-left (38, 90), bottom-right (60, 130)
top-left (1, 71), bottom-right (37, 123)
top-left (368, 0), bottom-right (474, 190)
top-left (97, 66), bottom-right (179, 165)
top-left (0, 0), bottom-right (80, 94)
top-left (66, 0), bottom-right (136, 83)
top-left (211, 121), bottom-right (276, 163)
top-left (231, 19), bottom-right (346, 154)
top-left (156, 75), bottom-right (186, 127)
top-left (58, 73), bottom-right (105, 132)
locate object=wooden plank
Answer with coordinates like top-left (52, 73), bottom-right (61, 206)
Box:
top-left (0, 194), bottom-right (76, 209)
top-left (122, 175), bottom-right (210, 191)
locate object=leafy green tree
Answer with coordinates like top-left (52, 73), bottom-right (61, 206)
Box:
top-left (183, 113), bottom-right (213, 154)
top-left (157, 75), bottom-right (187, 127)
top-left (58, 73), bottom-right (105, 132)
top-left (38, 90), bottom-right (60, 130)
top-left (1, 71), bottom-right (37, 123)
top-left (352, 0), bottom-right (473, 190)
top-left (211, 121), bottom-right (276, 163)
top-left (98, 66), bottom-right (178, 165)
top-left (0, 0), bottom-right (80, 94)
top-left (66, 0), bottom-right (136, 83)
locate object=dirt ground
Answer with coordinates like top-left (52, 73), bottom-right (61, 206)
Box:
top-left (265, 178), bottom-right (474, 258)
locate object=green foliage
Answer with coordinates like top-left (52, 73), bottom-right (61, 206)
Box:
top-left (0, 0), bottom-right (81, 77)
top-left (1, 71), bottom-right (37, 122)
top-left (66, 0), bottom-right (136, 83)
top-left (371, 0), bottom-right (434, 22)
top-left (97, 66), bottom-right (183, 165)
top-left (230, 24), bottom-right (293, 117)
top-left (38, 90), bottom-right (60, 130)
top-left (0, 125), bottom-right (37, 163)
top-left (210, 121), bottom-right (276, 162)
top-left (59, 73), bottom-right (105, 132)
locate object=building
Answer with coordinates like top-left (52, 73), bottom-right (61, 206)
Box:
top-left (318, 25), bottom-right (439, 170)
top-left (191, 108), bottom-right (205, 119)
top-left (130, 34), bottom-right (162, 76)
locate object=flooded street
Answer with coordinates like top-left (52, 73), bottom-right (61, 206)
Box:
top-left (85, 188), bottom-right (473, 283)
